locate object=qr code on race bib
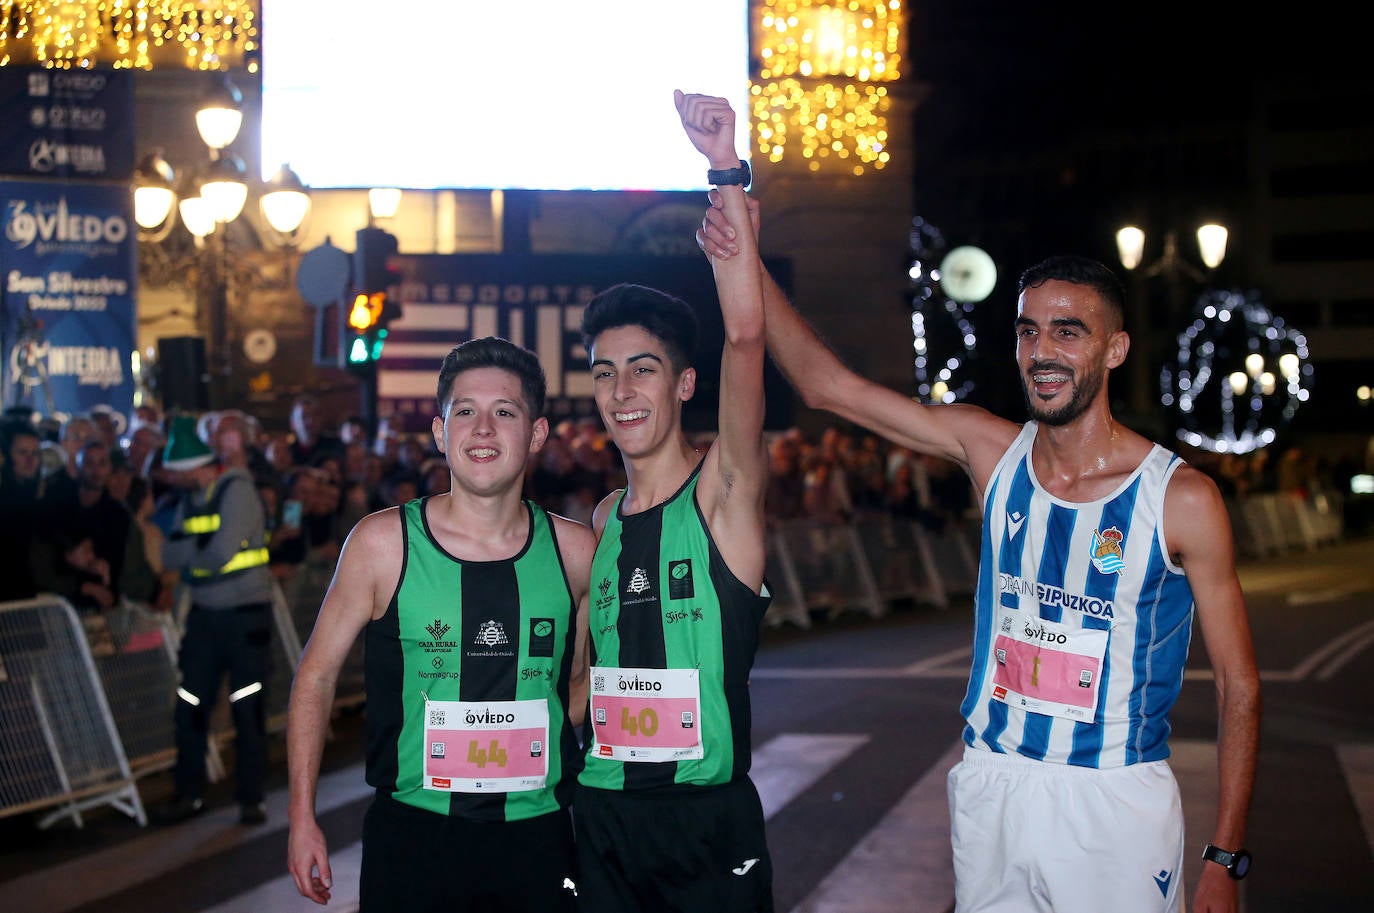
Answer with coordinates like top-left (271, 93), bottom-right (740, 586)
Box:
top-left (593, 673), bottom-right (605, 692)
top-left (430, 709), bottom-right (446, 726)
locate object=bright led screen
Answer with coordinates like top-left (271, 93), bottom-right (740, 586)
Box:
top-left (261, 2), bottom-right (751, 191)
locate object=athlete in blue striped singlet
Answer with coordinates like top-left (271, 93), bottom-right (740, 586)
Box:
top-left (696, 223), bottom-right (1262, 913)
top-left (286, 337), bottom-right (596, 912)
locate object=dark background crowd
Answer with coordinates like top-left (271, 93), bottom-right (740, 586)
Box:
top-left (0, 394), bottom-right (1364, 617)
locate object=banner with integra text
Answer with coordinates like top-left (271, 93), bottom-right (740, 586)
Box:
top-left (1, 179), bottom-right (136, 422)
top-left (380, 253), bottom-right (793, 434)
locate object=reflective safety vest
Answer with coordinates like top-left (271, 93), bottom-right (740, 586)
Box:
top-left (178, 474), bottom-right (270, 582)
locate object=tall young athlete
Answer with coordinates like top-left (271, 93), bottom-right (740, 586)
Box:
top-left (701, 206), bottom-right (1261, 913)
top-left (573, 91), bottom-right (773, 912)
top-left (286, 337), bottom-right (594, 912)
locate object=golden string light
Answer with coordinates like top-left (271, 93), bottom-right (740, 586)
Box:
top-left (750, 79), bottom-right (890, 175)
top-left (752, 0), bottom-right (902, 174)
top-left (0, 1), bottom-right (258, 70)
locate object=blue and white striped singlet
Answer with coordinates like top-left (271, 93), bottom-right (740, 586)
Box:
top-left (960, 422), bottom-right (1196, 768)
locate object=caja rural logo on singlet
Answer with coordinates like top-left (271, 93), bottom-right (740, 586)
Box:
top-left (418, 618), bottom-right (458, 651)
top-left (594, 577), bottom-right (616, 615)
top-left (416, 618), bottom-right (461, 679)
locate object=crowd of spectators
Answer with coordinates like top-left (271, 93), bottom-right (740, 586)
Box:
top-left (6, 393), bottom-right (1364, 618)
top-left (0, 394), bottom-right (984, 613)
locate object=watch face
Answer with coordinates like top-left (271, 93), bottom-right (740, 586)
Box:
top-left (1233, 851), bottom-right (1251, 878)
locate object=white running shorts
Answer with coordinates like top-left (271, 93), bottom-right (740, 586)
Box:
top-left (947, 746), bottom-right (1184, 913)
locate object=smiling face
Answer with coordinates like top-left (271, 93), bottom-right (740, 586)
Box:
top-left (1014, 278), bottom-right (1127, 427)
top-left (432, 366), bottom-right (548, 498)
top-left (589, 324), bottom-right (695, 460)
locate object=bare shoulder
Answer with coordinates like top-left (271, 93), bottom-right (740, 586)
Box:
top-left (344, 505), bottom-right (405, 561)
top-left (949, 405), bottom-right (1022, 489)
top-left (591, 489), bottom-right (623, 539)
top-left (1166, 462), bottom-right (1227, 513)
top-left (548, 511), bottom-right (597, 561)
top-left (1164, 462), bottom-right (1233, 559)
top-left (953, 404), bottom-right (1021, 451)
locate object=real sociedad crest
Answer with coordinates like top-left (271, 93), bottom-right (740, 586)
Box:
top-left (1090, 527), bottom-right (1125, 575)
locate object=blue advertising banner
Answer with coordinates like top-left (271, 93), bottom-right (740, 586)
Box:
top-left (1, 179), bottom-right (137, 424)
top-left (379, 253), bottom-right (793, 433)
top-left (0, 66), bottom-right (135, 181)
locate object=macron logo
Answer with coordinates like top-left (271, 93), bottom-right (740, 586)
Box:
top-left (1153, 869), bottom-right (1172, 896)
top-left (1007, 511), bottom-right (1026, 538)
top-left (732, 858), bottom-right (759, 876)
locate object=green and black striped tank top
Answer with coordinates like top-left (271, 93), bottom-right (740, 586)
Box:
top-left (364, 497), bottom-right (581, 821)
top-left (579, 465), bottom-right (770, 791)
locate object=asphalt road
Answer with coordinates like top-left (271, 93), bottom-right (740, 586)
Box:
top-left (3, 536), bottom-right (1372, 913)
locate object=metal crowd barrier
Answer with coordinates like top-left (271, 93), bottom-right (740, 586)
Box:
top-left (1226, 491), bottom-right (1344, 560)
top-left (85, 602), bottom-right (182, 779)
top-left (763, 513), bottom-right (981, 628)
top-left (0, 596), bottom-right (147, 829)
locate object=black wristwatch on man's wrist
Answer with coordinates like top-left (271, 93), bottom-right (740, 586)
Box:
top-left (707, 160), bottom-right (751, 189)
top-left (1202, 843), bottom-right (1252, 880)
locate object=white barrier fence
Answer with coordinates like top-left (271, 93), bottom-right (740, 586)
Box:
top-left (764, 514), bottom-right (980, 629)
top-left (0, 596), bottom-right (147, 829)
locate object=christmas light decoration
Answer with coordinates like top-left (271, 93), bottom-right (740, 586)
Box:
top-left (907, 217), bottom-right (979, 403)
top-left (0, 1), bottom-right (258, 71)
top-left (1161, 288), bottom-right (1312, 454)
top-left (751, 0), bottom-right (902, 175)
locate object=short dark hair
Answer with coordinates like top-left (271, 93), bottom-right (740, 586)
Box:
top-left (1017, 256), bottom-right (1127, 329)
top-left (1, 418), bottom-right (38, 456)
top-left (580, 283), bottom-right (699, 374)
top-left (435, 336), bottom-right (547, 418)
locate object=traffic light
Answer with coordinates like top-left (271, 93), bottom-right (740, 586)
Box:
top-left (343, 226), bottom-right (400, 374)
top-left (345, 292), bottom-right (387, 370)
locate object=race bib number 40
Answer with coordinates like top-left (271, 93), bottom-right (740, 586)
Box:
top-left (423, 698), bottom-right (549, 793)
top-left (589, 666), bottom-right (703, 762)
top-left (990, 610), bottom-right (1108, 723)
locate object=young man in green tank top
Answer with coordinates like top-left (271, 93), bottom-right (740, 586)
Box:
top-left (286, 337), bottom-right (595, 912)
top-left (573, 91), bottom-right (775, 913)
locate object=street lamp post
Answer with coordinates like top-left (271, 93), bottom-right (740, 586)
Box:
top-left (1114, 223), bottom-right (1229, 426)
top-left (133, 77), bottom-right (311, 411)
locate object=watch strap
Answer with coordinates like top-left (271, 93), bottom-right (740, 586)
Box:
top-left (707, 160), bottom-right (751, 189)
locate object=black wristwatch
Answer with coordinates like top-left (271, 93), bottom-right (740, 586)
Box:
top-left (1202, 843), bottom-right (1252, 880)
top-left (707, 160), bottom-right (751, 189)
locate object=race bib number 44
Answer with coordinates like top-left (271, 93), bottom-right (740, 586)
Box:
top-left (990, 610), bottom-right (1108, 723)
top-left (423, 698), bottom-right (549, 793)
top-left (589, 666), bottom-right (703, 762)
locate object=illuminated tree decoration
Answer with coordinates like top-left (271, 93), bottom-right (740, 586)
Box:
top-left (1161, 288), bottom-right (1312, 454)
top-left (907, 217), bottom-right (978, 403)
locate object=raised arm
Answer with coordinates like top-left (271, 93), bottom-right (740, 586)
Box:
top-left (674, 90), bottom-right (769, 588)
top-left (1166, 467), bottom-right (1262, 913)
top-left (698, 193), bottom-right (1018, 491)
top-left (286, 508), bottom-right (400, 905)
